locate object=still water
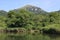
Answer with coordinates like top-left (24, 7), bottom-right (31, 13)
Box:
top-left (0, 33), bottom-right (60, 40)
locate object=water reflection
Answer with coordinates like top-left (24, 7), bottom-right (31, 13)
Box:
top-left (0, 33), bottom-right (60, 40)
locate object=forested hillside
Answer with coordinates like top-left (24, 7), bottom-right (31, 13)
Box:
top-left (0, 5), bottom-right (60, 32)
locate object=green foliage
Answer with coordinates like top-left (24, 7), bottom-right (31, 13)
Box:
top-left (7, 9), bottom-right (34, 28)
top-left (0, 8), bottom-right (60, 31)
top-left (0, 16), bottom-right (7, 28)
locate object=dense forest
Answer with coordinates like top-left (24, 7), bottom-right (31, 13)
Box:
top-left (0, 5), bottom-right (60, 33)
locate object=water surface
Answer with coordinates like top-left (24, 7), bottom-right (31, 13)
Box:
top-left (0, 33), bottom-right (60, 40)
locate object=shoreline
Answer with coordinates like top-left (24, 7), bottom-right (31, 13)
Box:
top-left (0, 28), bottom-right (60, 35)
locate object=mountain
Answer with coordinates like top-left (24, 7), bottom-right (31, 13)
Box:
top-left (0, 10), bottom-right (7, 16)
top-left (13, 5), bottom-right (47, 14)
top-left (54, 10), bottom-right (60, 13)
top-left (21, 5), bottom-right (47, 14)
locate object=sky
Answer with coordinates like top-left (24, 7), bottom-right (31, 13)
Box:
top-left (0, 0), bottom-right (60, 12)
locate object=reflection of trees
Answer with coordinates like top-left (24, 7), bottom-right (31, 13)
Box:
top-left (0, 33), bottom-right (60, 40)
top-left (0, 33), bottom-right (7, 40)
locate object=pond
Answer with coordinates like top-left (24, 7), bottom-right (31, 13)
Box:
top-left (0, 33), bottom-right (60, 40)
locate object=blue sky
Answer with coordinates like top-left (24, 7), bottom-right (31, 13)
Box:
top-left (0, 0), bottom-right (60, 12)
